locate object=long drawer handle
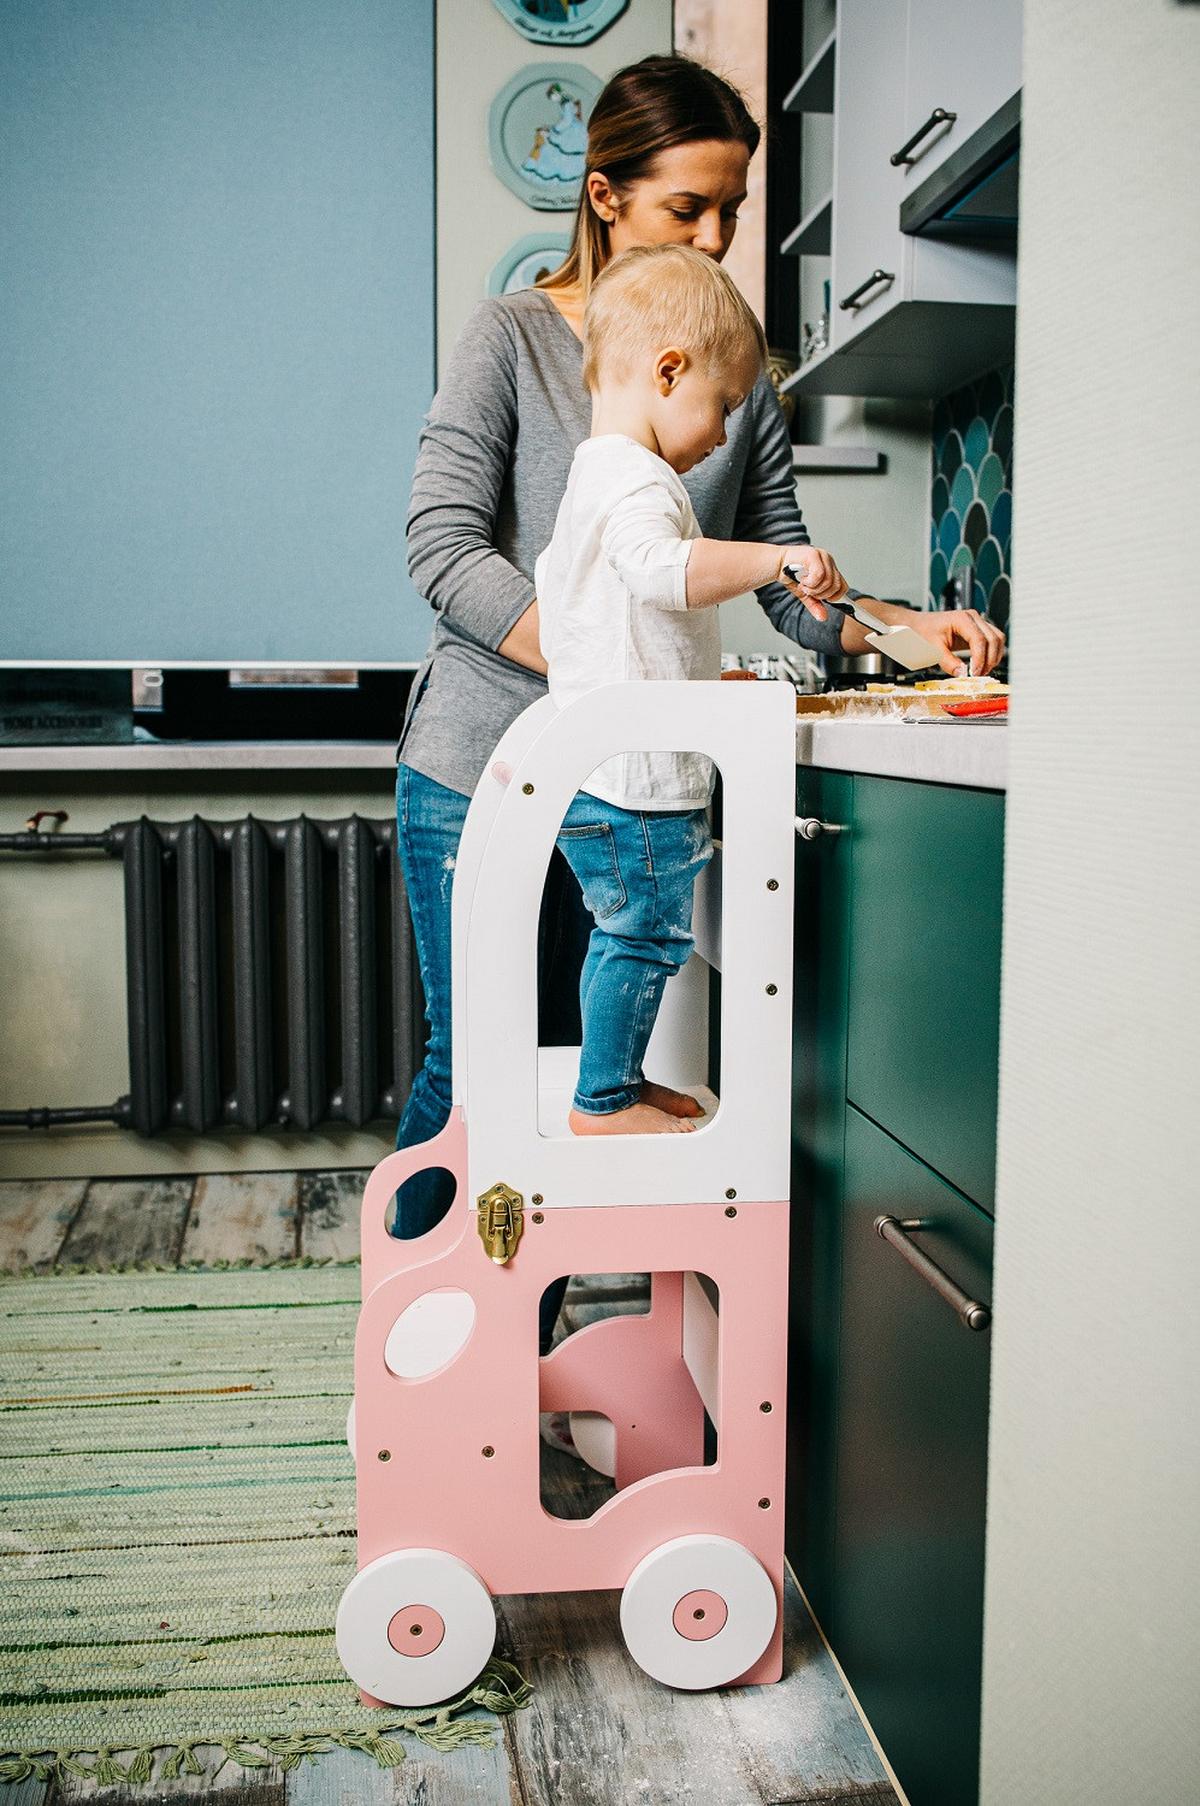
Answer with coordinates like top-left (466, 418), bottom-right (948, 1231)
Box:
top-left (890, 106), bottom-right (958, 167)
top-left (874, 1215), bottom-right (991, 1332)
top-left (795, 816), bottom-right (847, 840)
top-left (838, 268), bottom-right (895, 313)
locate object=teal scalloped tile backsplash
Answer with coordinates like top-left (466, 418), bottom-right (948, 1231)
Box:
top-left (930, 365), bottom-right (1014, 631)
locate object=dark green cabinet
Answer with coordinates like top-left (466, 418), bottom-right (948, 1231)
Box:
top-left (833, 1106), bottom-right (993, 1806)
top-left (845, 779), bottom-right (1004, 1210)
top-left (788, 765), bottom-right (1003, 1806)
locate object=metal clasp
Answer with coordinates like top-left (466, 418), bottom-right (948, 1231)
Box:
top-left (476, 1182), bottom-right (524, 1265)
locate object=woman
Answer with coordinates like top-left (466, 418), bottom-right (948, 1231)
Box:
top-left (393, 57), bottom-right (1005, 1316)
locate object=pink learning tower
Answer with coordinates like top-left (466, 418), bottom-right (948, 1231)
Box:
top-left (337, 680), bottom-right (797, 1704)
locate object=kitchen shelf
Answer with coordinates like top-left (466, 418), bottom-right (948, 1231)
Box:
top-left (783, 29), bottom-right (837, 114)
top-left (780, 193), bottom-right (832, 258)
top-left (790, 445), bottom-right (886, 473)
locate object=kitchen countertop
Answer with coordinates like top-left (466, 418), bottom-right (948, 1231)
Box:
top-left (795, 718), bottom-right (1007, 791)
top-left (1, 718), bottom-right (1007, 791)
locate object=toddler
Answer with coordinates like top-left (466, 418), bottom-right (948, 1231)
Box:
top-left (535, 243), bottom-right (846, 1137)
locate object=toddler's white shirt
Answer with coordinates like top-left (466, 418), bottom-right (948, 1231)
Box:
top-left (534, 435), bottom-right (719, 811)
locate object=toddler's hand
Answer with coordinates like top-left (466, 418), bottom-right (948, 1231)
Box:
top-left (778, 545), bottom-right (848, 622)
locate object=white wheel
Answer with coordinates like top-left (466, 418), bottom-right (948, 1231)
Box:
top-left (336, 1549), bottom-right (496, 1706)
top-left (619, 1535), bottom-right (777, 1690)
top-left (568, 1410), bottom-right (616, 1477)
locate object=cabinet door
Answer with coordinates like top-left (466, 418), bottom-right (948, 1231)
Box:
top-left (845, 776), bottom-right (1004, 1209)
top-left (832, 1106), bottom-right (993, 1806)
top-left (829, 0), bottom-right (911, 350)
top-left (900, 0), bottom-right (1023, 190)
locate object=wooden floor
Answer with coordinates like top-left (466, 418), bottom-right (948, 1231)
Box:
top-left (0, 1172), bottom-right (900, 1806)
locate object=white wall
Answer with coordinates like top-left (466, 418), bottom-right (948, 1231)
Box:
top-left (980, 3), bottom-right (1200, 1799)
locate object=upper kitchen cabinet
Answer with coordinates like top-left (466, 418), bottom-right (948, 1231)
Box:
top-left (901, 0), bottom-right (1022, 191)
top-left (781, 0), bottom-right (1020, 399)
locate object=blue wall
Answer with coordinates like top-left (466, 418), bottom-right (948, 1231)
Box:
top-left (1, 1), bottom-right (435, 664)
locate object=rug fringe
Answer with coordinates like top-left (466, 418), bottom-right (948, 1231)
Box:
top-left (0, 1658), bottom-right (532, 1788)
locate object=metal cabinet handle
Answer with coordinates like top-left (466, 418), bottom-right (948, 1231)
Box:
top-left (795, 817), bottom-right (847, 840)
top-left (838, 268), bottom-right (895, 312)
top-left (890, 107), bottom-right (958, 167)
top-left (874, 1215), bottom-right (991, 1332)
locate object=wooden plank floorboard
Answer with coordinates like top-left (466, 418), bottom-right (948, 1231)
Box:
top-left (296, 1172), bottom-right (368, 1264)
top-left (179, 1173), bottom-right (299, 1266)
top-left (497, 1587), bottom-right (765, 1806)
top-left (0, 1179), bottom-right (88, 1271)
top-left (54, 1179), bottom-right (193, 1269)
top-left (45, 1746), bottom-right (284, 1803)
top-left (286, 1734), bottom-right (522, 1806)
top-left (717, 1583), bottom-right (898, 1804)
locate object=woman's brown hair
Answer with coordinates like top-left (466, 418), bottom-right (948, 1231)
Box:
top-left (537, 55), bottom-right (760, 300)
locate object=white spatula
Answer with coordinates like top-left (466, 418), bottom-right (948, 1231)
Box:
top-left (783, 572), bottom-right (940, 672)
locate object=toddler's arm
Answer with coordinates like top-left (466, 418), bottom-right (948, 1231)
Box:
top-left (685, 540), bottom-right (846, 613)
top-left (601, 483), bottom-right (845, 617)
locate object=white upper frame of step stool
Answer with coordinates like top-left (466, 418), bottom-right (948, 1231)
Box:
top-left (450, 681), bottom-right (796, 1211)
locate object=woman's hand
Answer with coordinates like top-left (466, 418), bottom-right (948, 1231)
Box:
top-left (777, 545), bottom-right (848, 619)
top-left (849, 599), bottom-right (1006, 676)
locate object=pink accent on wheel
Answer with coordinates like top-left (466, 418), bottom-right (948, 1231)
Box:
top-left (491, 760), bottom-right (513, 785)
top-left (387, 1605), bottom-right (445, 1656)
top-left (672, 1589), bottom-right (727, 1641)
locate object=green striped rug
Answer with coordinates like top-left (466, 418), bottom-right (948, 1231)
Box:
top-left (0, 1263), bottom-right (529, 1788)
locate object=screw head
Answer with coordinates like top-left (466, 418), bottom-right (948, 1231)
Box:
top-left (758, 1497), bottom-right (771, 1510)
top-left (521, 782), bottom-right (535, 795)
top-left (765, 983), bottom-right (778, 996)
top-left (377, 1449), bottom-right (391, 1462)
top-left (725, 1205), bottom-right (737, 1219)
top-left (531, 1212), bottom-right (544, 1224)
top-left (760, 1401), bottom-right (773, 1413)
top-left (766, 878), bottom-right (779, 891)
top-left (481, 1445), bottom-right (495, 1459)
top-left (725, 1188), bottom-right (737, 1200)
top-left (531, 1193), bottom-right (543, 1205)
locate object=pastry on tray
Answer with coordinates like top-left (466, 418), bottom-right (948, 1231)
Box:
top-left (795, 676), bottom-right (1008, 718)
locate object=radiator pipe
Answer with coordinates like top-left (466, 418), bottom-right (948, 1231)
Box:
top-left (0, 831), bottom-right (123, 854)
top-left (0, 1100), bottom-right (131, 1130)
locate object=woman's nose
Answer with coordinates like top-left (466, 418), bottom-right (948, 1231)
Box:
top-left (692, 214), bottom-right (724, 256)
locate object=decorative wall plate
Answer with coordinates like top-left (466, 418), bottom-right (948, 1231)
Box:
top-left (486, 232), bottom-right (571, 296)
top-left (491, 0), bottom-right (629, 48)
top-left (488, 63), bottom-right (602, 211)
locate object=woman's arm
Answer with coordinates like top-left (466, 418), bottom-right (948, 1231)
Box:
top-left (406, 300), bottom-right (544, 672)
top-left (496, 599), bottom-right (547, 675)
top-left (736, 379), bottom-right (1006, 675)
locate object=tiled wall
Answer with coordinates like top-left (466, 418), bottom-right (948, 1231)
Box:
top-left (929, 366), bottom-right (1014, 631)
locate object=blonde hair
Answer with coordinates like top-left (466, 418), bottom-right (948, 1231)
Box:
top-left (582, 244), bottom-right (767, 393)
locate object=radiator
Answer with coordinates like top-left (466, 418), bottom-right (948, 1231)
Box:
top-left (1, 816), bottom-right (424, 1136)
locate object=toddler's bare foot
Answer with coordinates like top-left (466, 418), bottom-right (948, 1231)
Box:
top-left (639, 1080), bottom-right (703, 1118)
top-left (569, 1102), bottom-right (696, 1136)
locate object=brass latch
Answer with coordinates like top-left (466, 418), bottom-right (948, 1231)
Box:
top-left (476, 1182), bottom-right (524, 1265)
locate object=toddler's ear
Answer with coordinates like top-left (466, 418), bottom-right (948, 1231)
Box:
top-left (655, 346), bottom-right (688, 393)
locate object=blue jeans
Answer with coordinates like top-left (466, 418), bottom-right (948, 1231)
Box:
top-left (558, 793), bottom-right (712, 1114)
top-left (393, 763), bottom-right (590, 1354)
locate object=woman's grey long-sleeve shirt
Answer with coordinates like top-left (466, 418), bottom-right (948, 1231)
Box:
top-left (400, 287), bottom-right (847, 798)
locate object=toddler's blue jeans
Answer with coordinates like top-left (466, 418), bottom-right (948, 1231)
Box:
top-left (557, 792), bottom-right (712, 1114)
